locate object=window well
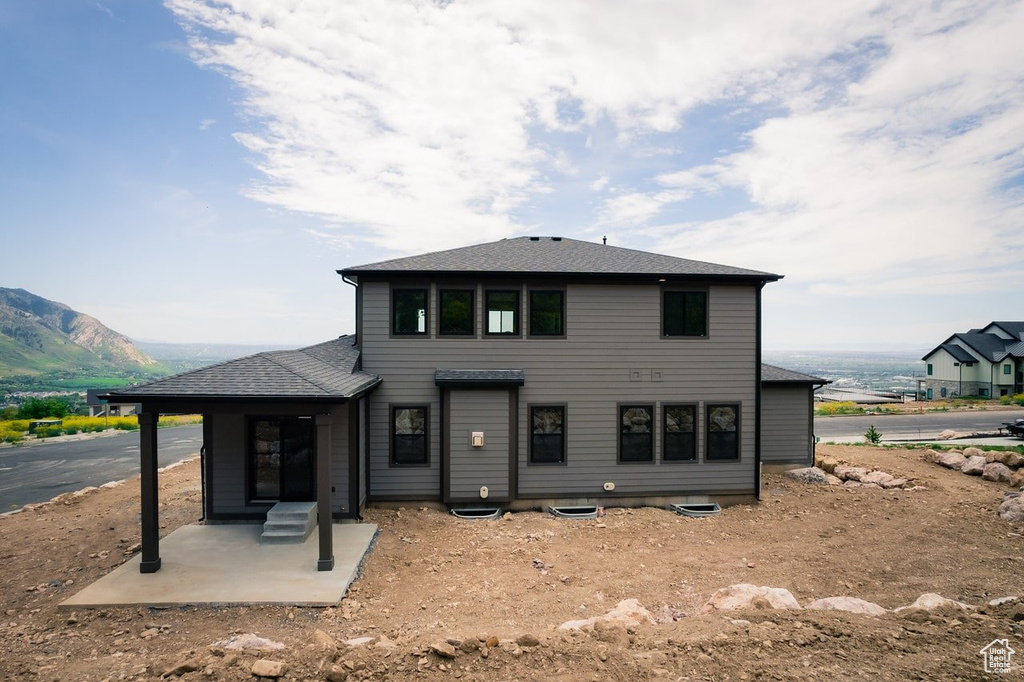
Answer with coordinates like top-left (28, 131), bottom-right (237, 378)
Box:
top-left (670, 502), bottom-right (721, 518)
top-left (548, 504), bottom-right (598, 519)
top-left (450, 507), bottom-right (502, 520)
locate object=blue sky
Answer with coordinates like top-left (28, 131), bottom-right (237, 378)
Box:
top-left (2, 1), bottom-right (1022, 350)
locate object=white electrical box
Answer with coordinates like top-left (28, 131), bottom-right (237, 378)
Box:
top-left (471, 431), bottom-right (485, 447)
top-left (604, 481), bottom-right (615, 491)
top-left (479, 486), bottom-right (489, 498)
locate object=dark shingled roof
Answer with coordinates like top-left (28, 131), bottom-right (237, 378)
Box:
top-left (434, 369), bottom-right (526, 387)
top-left (990, 321), bottom-right (1024, 340)
top-left (341, 236), bottom-right (780, 281)
top-left (102, 337), bottom-right (380, 402)
top-left (940, 343), bottom-right (978, 363)
top-left (760, 364), bottom-right (830, 385)
top-left (952, 332), bottom-right (1013, 362)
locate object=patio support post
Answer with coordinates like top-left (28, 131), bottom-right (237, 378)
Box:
top-left (138, 411), bottom-right (161, 573)
top-left (316, 413), bottom-right (334, 571)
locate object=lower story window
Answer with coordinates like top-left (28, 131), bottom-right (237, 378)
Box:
top-left (530, 406), bottom-right (565, 464)
top-left (663, 404), bottom-right (696, 461)
top-left (619, 405), bottom-right (653, 462)
top-left (392, 406), bottom-right (428, 466)
top-left (706, 404), bottom-right (739, 461)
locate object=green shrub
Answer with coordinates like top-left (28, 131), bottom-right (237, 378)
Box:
top-left (864, 425), bottom-right (882, 445)
top-left (63, 427), bottom-right (79, 435)
top-left (34, 425), bottom-right (63, 438)
top-left (1014, 393), bottom-right (1024, 406)
top-left (1001, 395), bottom-right (1012, 405)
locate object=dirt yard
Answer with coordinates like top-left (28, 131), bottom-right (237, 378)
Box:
top-left (2, 444), bottom-right (1023, 681)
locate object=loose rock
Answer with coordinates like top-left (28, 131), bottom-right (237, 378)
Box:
top-left (983, 462), bottom-right (1013, 483)
top-left (961, 456), bottom-right (987, 476)
top-left (251, 659), bottom-right (287, 678)
top-left (804, 596), bottom-right (887, 616)
top-left (558, 598), bottom-right (657, 631)
top-left (699, 584), bottom-right (802, 614)
top-left (213, 634), bottom-right (285, 652)
top-left (894, 593), bottom-right (972, 613)
top-left (998, 493), bottom-right (1024, 523)
top-left (935, 451), bottom-right (966, 469)
top-left (783, 467), bottom-right (829, 484)
top-left (430, 642), bottom-right (457, 659)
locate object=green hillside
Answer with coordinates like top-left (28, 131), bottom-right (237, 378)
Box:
top-left (0, 288), bottom-right (168, 392)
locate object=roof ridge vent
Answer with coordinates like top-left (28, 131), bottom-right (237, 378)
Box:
top-left (551, 237), bottom-right (562, 241)
top-left (528, 236), bottom-right (540, 241)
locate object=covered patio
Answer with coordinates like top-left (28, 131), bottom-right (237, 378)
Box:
top-left (61, 522), bottom-right (377, 607)
top-left (99, 337), bottom-right (380, 579)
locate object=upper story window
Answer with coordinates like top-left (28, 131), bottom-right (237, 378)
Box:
top-left (529, 290), bottom-right (564, 336)
top-left (663, 291), bottom-right (707, 337)
top-left (1005, 364), bottom-right (1013, 375)
top-left (439, 290), bottom-right (474, 335)
top-left (706, 404), bottom-right (739, 461)
top-left (663, 404), bottom-right (696, 461)
top-left (486, 290), bottom-right (519, 335)
top-left (927, 363), bottom-right (933, 375)
top-left (392, 289), bottom-right (427, 335)
top-left (619, 405), bottom-right (653, 462)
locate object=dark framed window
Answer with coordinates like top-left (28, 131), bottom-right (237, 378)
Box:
top-left (391, 406), bottom-right (429, 466)
top-left (619, 405), bottom-right (653, 462)
top-left (663, 291), bottom-right (707, 337)
top-left (663, 404), bottom-right (696, 461)
top-left (392, 289), bottom-right (427, 335)
top-left (529, 290), bottom-right (564, 336)
top-left (530, 406), bottom-right (565, 464)
top-left (706, 404), bottom-right (739, 461)
top-left (485, 290), bottom-right (519, 335)
top-left (1006, 364), bottom-right (1013, 375)
top-left (927, 363), bottom-right (933, 375)
top-left (439, 289), bottom-right (474, 335)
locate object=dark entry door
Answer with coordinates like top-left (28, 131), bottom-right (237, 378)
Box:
top-left (251, 417), bottom-right (316, 502)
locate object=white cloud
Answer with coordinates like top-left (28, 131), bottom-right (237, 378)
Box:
top-left (167, 0), bottom-right (1024, 309)
top-left (198, 118), bottom-right (215, 130)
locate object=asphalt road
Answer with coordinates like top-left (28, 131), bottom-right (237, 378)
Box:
top-left (0, 425), bottom-right (202, 511)
top-left (815, 409), bottom-right (1024, 443)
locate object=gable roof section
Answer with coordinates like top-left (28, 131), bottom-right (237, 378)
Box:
top-left (939, 343), bottom-right (978, 363)
top-left (988, 321), bottom-right (1024, 340)
top-left (102, 336), bottom-right (380, 403)
top-left (760, 364), bottom-right (830, 386)
top-left (340, 236), bottom-right (781, 282)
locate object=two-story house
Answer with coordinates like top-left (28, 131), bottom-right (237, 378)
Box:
top-left (921, 322), bottom-right (1024, 399)
top-left (105, 237), bottom-right (824, 573)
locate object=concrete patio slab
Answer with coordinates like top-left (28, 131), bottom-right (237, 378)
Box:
top-left (61, 522), bottom-right (377, 608)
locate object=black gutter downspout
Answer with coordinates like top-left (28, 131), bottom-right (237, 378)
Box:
top-left (755, 282), bottom-right (764, 502)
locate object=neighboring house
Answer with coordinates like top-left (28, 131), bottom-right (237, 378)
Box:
top-left (104, 236), bottom-right (827, 572)
top-left (921, 322), bottom-right (1024, 399)
top-left (85, 389), bottom-right (139, 418)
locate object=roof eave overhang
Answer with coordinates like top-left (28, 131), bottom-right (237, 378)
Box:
top-left (762, 378), bottom-right (832, 387)
top-left (339, 269), bottom-right (781, 285)
top-left (101, 378), bottom-right (383, 407)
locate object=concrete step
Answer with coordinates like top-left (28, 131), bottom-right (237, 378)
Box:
top-left (261, 501), bottom-right (317, 544)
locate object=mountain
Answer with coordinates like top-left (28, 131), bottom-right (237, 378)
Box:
top-left (0, 287), bottom-right (160, 378)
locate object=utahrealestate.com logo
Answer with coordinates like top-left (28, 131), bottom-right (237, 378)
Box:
top-left (980, 639), bottom-right (1015, 674)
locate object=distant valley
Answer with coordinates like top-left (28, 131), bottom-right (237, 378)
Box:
top-left (0, 287), bottom-right (301, 398)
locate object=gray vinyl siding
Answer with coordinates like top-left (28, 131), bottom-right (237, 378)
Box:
top-left (448, 390), bottom-right (510, 500)
top-left (361, 279), bottom-right (758, 499)
top-left (208, 405), bottom-right (350, 517)
top-left (761, 385), bottom-right (812, 465)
